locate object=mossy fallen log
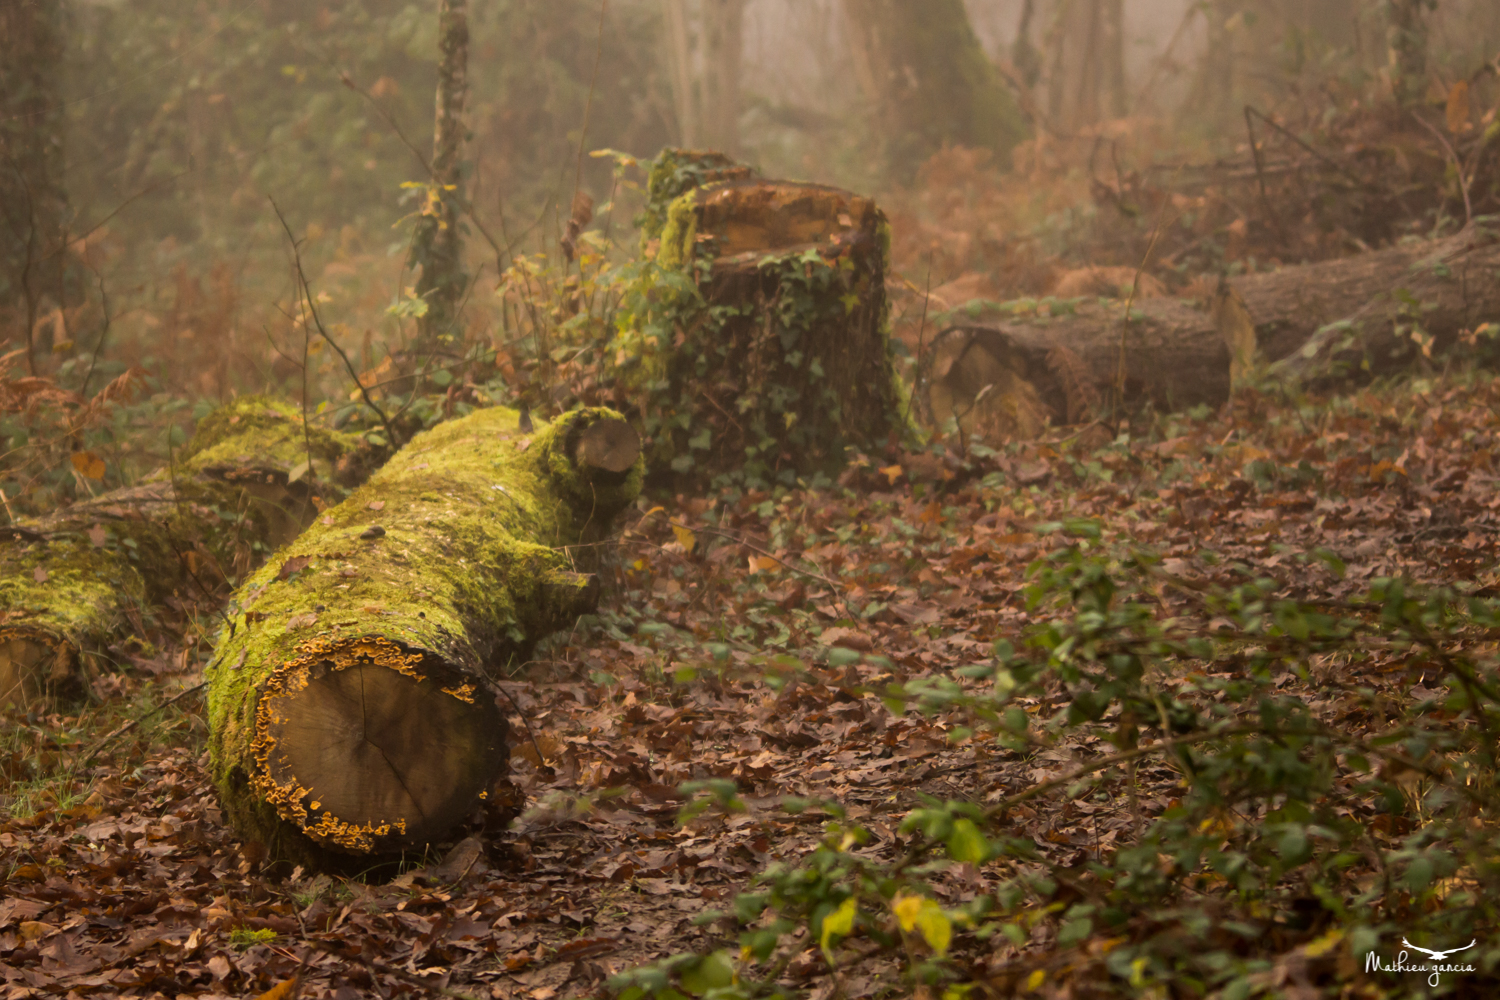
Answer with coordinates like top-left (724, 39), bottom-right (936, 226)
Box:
top-left (613, 149), bottom-right (905, 489)
top-left (205, 405), bottom-right (642, 867)
top-left (0, 397), bottom-right (380, 710)
top-left (924, 225), bottom-right (1500, 437)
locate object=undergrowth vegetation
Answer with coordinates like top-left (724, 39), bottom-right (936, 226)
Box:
top-left (4, 36), bottom-right (1500, 998)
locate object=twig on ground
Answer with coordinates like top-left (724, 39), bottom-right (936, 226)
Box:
top-left (78, 681), bottom-right (206, 767)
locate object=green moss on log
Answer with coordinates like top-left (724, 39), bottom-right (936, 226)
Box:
top-left (0, 397), bottom-right (379, 709)
top-left (205, 405), bottom-right (642, 866)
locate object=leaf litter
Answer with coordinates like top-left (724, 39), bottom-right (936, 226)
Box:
top-left (5, 374), bottom-right (1500, 997)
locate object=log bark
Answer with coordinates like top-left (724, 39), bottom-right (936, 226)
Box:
top-left (618, 150), bottom-right (903, 489)
top-left (925, 226), bottom-right (1500, 436)
top-left (205, 405), bottom-right (642, 867)
top-left (0, 397), bottom-right (380, 710)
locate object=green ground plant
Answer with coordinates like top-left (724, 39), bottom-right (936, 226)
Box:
top-left (611, 523), bottom-right (1500, 998)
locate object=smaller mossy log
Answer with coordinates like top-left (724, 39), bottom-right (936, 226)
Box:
top-left (616, 149), bottom-right (904, 489)
top-left (206, 406), bottom-right (643, 867)
top-left (924, 225), bottom-right (1500, 437)
top-left (0, 397), bottom-right (380, 710)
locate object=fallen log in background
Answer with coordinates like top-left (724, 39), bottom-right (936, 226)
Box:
top-left (206, 405), bottom-right (642, 868)
top-left (925, 225), bottom-right (1500, 436)
top-left (0, 397), bottom-right (380, 710)
top-left (610, 149), bottom-right (904, 488)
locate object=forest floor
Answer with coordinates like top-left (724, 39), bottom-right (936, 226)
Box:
top-left (6, 367), bottom-right (1500, 999)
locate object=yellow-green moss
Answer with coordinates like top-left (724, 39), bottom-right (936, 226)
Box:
top-left (206, 405), bottom-right (643, 860)
top-left (0, 396), bottom-right (383, 701)
top-left (657, 192), bottom-right (700, 270)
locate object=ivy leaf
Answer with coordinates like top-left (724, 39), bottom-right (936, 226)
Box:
top-left (819, 897), bottom-right (856, 964)
top-left (679, 950), bottom-right (735, 995)
top-left (892, 894), bottom-right (952, 956)
top-left (947, 818), bottom-right (988, 863)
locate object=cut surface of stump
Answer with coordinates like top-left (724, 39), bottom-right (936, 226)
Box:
top-left (258, 643), bottom-right (506, 852)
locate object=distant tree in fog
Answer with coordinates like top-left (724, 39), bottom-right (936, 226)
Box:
top-left (842, 0), bottom-right (1028, 180)
top-left (1, 0), bottom-right (70, 373)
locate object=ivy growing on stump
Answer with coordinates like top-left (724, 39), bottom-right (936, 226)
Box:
top-left (612, 150), bottom-right (907, 491)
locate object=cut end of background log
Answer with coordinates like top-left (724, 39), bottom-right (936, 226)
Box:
top-left (0, 633), bottom-right (69, 710)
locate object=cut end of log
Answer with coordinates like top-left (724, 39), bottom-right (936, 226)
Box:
top-left (251, 636), bottom-right (508, 855)
top-left (926, 327), bottom-right (1056, 439)
top-left (574, 417), bottom-right (641, 474)
top-left (0, 629), bottom-right (71, 712)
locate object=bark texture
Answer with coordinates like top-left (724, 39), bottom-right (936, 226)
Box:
top-left (619, 150), bottom-right (903, 489)
top-left (0, 398), bottom-right (378, 710)
top-left (411, 0), bottom-right (470, 360)
top-left (1386, 0), bottom-right (1432, 106)
top-left (205, 406), bottom-right (642, 868)
top-left (925, 226), bottom-right (1500, 436)
top-left (841, 0), bottom-right (1027, 180)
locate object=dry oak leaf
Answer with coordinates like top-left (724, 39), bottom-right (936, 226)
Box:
top-left (71, 450), bottom-right (106, 480)
top-left (818, 627), bottom-right (873, 652)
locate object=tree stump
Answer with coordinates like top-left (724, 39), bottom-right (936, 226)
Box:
top-left (616, 150), bottom-right (904, 489)
top-left (205, 405), bottom-right (642, 867)
top-left (0, 397), bottom-right (380, 710)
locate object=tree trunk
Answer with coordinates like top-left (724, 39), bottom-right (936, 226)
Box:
top-left (1197, 0), bottom-right (1238, 129)
top-left (1386, 0), bottom-right (1431, 106)
top-left (0, 398), bottom-right (382, 711)
top-left (0, 0), bottom-right (68, 375)
top-left (924, 226), bottom-right (1500, 436)
top-left (1045, 0), bottom-right (1127, 130)
top-left (206, 406), bottom-right (642, 868)
top-left (840, 0), bottom-right (1028, 180)
top-left (702, 0), bottom-right (746, 157)
top-left (411, 0), bottom-right (470, 363)
top-left (618, 150), bottom-right (902, 490)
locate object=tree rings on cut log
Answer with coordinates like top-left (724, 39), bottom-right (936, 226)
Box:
top-left (253, 637), bottom-right (506, 853)
top-left (573, 417), bottom-right (641, 474)
top-left (0, 634), bottom-right (68, 710)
